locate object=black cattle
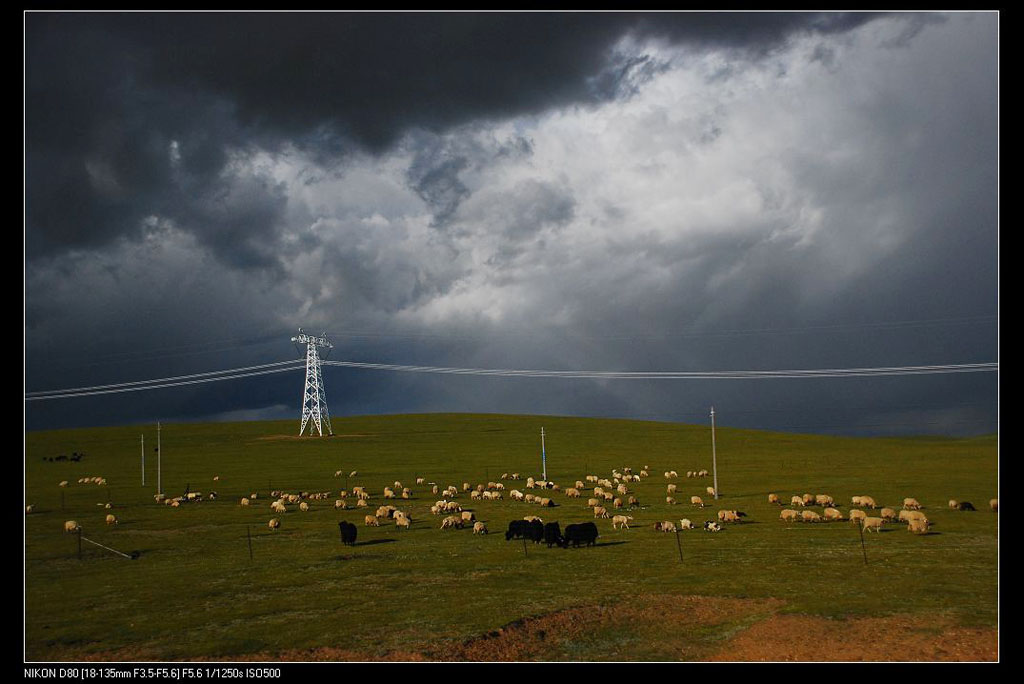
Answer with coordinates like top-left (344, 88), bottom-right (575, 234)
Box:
top-left (560, 522), bottom-right (598, 548)
top-left (506, 519), bottom-right (530, 541)
top-left (338, 521), bottom-right (358, 546)
top-left (528, 519), bottom-right (544, 543)
top-left (957, 501), bottom-right (976, 511)
top-left (543, 522), bottom-right (562, 548)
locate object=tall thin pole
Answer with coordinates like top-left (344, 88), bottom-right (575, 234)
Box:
top-left (157, 421), bottom-right (162, 495)
top-left (541, 427), bottom-right (547, 481)
top-left (710, 407), bottom-right (719, 500)
top-left (141, 434), bottom-right (145, 487)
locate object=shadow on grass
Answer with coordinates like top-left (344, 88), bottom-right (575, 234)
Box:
top-left (354, 538), bottom-right (398, 547)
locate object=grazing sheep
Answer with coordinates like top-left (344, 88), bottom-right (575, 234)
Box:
top-left (905, 510), bottom-right (929, 524)
top-left (538, 497), bottom-right (553, 507)
top-left (990, 499), bottom-right (998, 512)
top-left (268, 518), bottom-right (280, 530)
top-left (849, 509), bottom-right (866, 523)
top-left (908, 518), bottom-right (929, 534)
top-left (105, 514), bottom-right (118, 525)
top-left (704, 521), bottom-right (722, 532)
top-left (664, 471), bottom-right (672, 479)
top-left (718, 510), bottom-right (740, 523)
top-left (587, 498), bottom-right (601, 508)
top-left (670, 470), bottom-right (678, 478)
top-left (26, 505), bottom-right (34, 514)
top-left (299, 502), bottom-right (309, 512)
top-left (903, 498), bottom-right (923, 510)
top-left (686, 471), bottom-right (694, 478)
top-left (523, 515), bottom-right (543, 523)
top-left (823, 507), bottom-right (843, 521)
top-left (860, 496), bottom-right (877, 509)
top-left (461, 511), bottom-right (476, 523)
top-left (660, 521), bottom-right (677, 533)
top-left (335, 499), bottom-right (347, 510)
top-left (815, 494), bottom-right (834, 507)
top-left (780, 509), bottom-right (799, 522)
top-left (861, 516), bottom-right (884, 533)
top-left (271, 501), bottom-right (287, 513)
top-left (851, 495), bottom-right (863, 506)
top-left (566, 488), bottom-right (581, 498)
top-left (349, 471), bottom-right (358, 477)
top-left (335, 470), bottom-right (344, 478)
top-left (679, 518), bottom-right (694, 530)
top-left (510, 490), bottom-right (525, 501)
top-left (396, 516), bottom-right (411, 530)
top-left (611, 514), bottom-right (633, 529)
top-left (706, 486), bottom-right (717, 497)
top-left (575, 480), bottom-right (586, 490)
top-left (525, 494), bottom-right (536, 503)
top-left (652, 521), bottom-right (663, 531)
top-left (364, 515), bottom-right (380, 526)
top-left (880, 507), bottom-right (897, 522)
top-left (802, 494), bottom-right (815, 506)
top-left (948, 499), bottom-right (959, 509)
top-left (593, 506), bottom-right (610, 518)
top-left (791, 496), bottom-right (805, 507)
top-left (613, 497), bottom-right (624, 509)
top-left (768, 493), bottom-right (780, 505)
top-left (64, 520), bottom-right (80, 533)
top-left (666, 496), bottom-right (676, 505)
top-left (667, 484), bottom-right (677, 494)
top-left (801, 510), bottom-right (822, 523)
top-left (473, 521), bottom-right (488, 534)
top-left (471, 490), bottom-right (481, 500)
top-left (356, 499), bottom-right (368, 508)
top-left (59, 480), bottom-right (68, 488)
top-left (440, 515), bottom-right (464, 530)
top-left (691, 496), bottom-right (704, 507)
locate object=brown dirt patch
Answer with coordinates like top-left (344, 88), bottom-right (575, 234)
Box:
top-left (253, 434), bottom-right (376, 442)
top-left (38, 597), bottom-right (998, 662)
top-left (706, 612), bottom-right (998, 662)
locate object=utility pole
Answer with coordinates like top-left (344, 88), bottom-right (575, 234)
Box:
top-left (711, 407), bottom-right (719, 500)
top-left (141, 434), bottom-right (145, 487)
top-left (157, 421), bottom-right (162, 496)
top-left (541, 427), bottom-right (547, 481)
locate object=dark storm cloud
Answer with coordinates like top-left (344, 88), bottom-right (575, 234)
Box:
top-left (25, 12), bottom-right (995, 438)
top-left (25, 12), bottom-right (884, 263)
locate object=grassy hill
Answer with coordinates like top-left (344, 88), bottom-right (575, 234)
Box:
top-left (24, 413), bottom-right (998, 661)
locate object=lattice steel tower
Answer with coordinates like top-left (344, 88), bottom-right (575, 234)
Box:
top-left (292, 329), bottom-right (334, 436)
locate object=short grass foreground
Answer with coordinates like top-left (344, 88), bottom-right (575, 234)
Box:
top-left (24, 414), bottom-right (998, 661)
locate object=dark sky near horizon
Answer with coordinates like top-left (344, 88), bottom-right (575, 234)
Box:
top-left (25, 11), bottom-right (998, 436)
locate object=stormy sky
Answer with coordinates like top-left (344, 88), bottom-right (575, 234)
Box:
top-left (25, 12), bottom-right (998, 436)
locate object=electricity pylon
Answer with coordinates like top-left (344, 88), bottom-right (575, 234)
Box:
top-left (292, 329), bottom-right (334, 436)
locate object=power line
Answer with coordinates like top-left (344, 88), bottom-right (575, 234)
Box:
top-left (25, 359), bottom-right (304, 397)
top-left (321, 360), bottom-right (998, 379)
top-left (25, 362), bottom-right (306, 401)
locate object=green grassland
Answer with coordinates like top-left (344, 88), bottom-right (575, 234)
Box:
top-left (24, 413), bottom-right (998, 661)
